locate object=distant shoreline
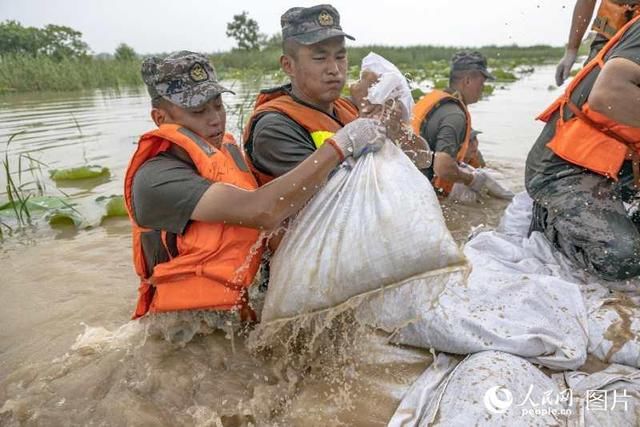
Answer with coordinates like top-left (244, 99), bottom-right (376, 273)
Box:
top-left (0, 44), bottom-right (566, 94)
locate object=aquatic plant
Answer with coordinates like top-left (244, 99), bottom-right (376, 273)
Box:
top-left (2, 131), bottom-right (35, 230)
top-left (49, 165), bottom-right (110, 181)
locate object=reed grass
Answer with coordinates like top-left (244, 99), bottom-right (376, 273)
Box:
top-left (0, 44), bottom-right (565, 93)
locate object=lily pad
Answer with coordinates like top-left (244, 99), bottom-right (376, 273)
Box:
top-left (50, 165), bottom-right (110, 181)
top-left (96, 195), bottom-right (128, 218)
top-left (45, 208), bottom-right (87, 228)
top-left (491, 69), bottom-right (518, 82)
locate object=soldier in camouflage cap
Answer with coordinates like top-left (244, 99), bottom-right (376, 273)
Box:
top-left (242, 4), bottom-right (364, 183)
top-left (280, 4), bottom-right (354, 45)
top-left (451, 51), bottom-right (496, 81)
top-left (141, 50), bottom-right (233, 109)
top-left (412, 50), bottom-right (510, 202)
top-left (126, 43), bottom-right (387, 321)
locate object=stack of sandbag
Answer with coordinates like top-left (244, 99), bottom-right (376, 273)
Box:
top-left (498, 192), bottom-right (640, 369)
top-left (360, 191), bottom-right (589, 370)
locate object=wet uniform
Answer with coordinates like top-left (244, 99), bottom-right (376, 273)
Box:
top-left (418, 95), bottom-right (468, 181)
top-left (131, 146), bottom-right (210, 234)
top-left (525, 20), bottom-right (640, 280)
top-left (247, 85), bottom-right (353, 178)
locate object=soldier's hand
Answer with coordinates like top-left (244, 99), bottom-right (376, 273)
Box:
top-left (555, 49), bottom-right (578, 86)
top-left (330, 118), bottom-right (387, 159)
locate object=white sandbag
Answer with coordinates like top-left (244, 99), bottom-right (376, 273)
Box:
top-left (495, 192), bottom-right (640, 368)
top-left (565, 364), bottom-right (640, 426)
top-left (380, 229), bottom-right (589, 370)
top-left (261, 141), bottom-right (465, 322)
top-left (366, 193), bottom-right (587, 369)
top-left (361, 52), bottom-right (414, 121)
top-left (357, 190), bottom-right (589, 369)
top-left (389, 351), bottom-right (566, 427)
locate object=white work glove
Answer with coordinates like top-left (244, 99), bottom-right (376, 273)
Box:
top-left (484, 172), bottom-right (515, 199)
top-left (449, 182), bottom-right (480, 204)
top-left (555, 49), bottom-right (578, 86)
top-left (330, 118), bottom-right (387, 159)
top-left (467, 168), bottom-right (515, 200)
top-left (469, 169), bottom-right (489, 193)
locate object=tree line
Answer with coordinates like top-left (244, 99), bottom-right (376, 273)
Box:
top-left (0, 20), bottom-right (136, 61)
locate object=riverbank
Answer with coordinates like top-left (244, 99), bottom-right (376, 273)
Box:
top-left (0, 44), bottom-right (564, 93)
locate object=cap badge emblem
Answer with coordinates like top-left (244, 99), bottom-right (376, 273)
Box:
top-left (189, 63), bottom-right (208, 82)
top-left (318, 11), bottom-right (334, 26)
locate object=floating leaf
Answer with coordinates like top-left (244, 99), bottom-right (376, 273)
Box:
top-left (491, 69), bottom-right (517, 82)
top-left (50, 165), bottom-right (110, 181)
top-left (96, 195), bottom-right (128, 219)
top-left (45, 208), bottom-right (88, 228)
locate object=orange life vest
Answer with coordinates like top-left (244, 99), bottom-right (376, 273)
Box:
top-left (412, 89), bottom-right (477, 195)
top-left (592, 0), bottom-right (640, 38)
top-left (242, 86), bottom-right (358, 186)
top-left (537, 15), bottom-right (640, 183)
top-left (124, 124), bottom-right (263, 319)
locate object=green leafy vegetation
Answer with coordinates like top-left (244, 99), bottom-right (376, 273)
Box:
top-left (0, 20), bottom-right (88, 60)
top-left (97, 195), bottom-right (128, 219)
top-left (50, 165), bottom-right (110, 181)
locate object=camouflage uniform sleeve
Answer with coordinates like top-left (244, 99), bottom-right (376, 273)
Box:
top-left (249, 112), bottom-right (317, 178)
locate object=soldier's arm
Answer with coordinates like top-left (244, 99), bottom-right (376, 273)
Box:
top-left (431, 110), bottom-right (474, 185)
top-left (433, 152), bottom-right (474, 186)
top-left (192, 142), bottom-right (341, 230)
top-left (566, 0), bottom-right (598, 52)
top-left (589, 57), bottom-right (640, 127)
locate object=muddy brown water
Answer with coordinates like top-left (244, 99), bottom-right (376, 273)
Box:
top-left (1, 67), bottom-right (562, 426)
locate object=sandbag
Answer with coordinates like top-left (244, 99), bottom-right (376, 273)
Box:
top-left (369, 192), bottom-right (589, 370)
top-left (565, 363), bottom-right (640, 426)
top-left (261, 141), bottom-right (465, 322)
top-left (389, 351), bottom-right (566, 427)
top-left (497, 192), bottom-right (640, 368)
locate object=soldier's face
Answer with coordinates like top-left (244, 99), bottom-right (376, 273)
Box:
top-left (284, 36), bottom-right (348, 106)
top-left (160, 96), bottom-right (227, 147)
top-left (464, 73), bottom-right (486, 105)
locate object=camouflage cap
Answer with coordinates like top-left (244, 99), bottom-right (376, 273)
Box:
top-left (451, 51), bottom-right (496, 81)
top-left (141, 50), bottom-right (234, 109)
top-left (470, 129), bottom-right (482, 140)
top-left (281, 4), bottom-right (354, 45)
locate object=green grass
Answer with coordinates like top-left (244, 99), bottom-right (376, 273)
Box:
top-left (0, 44), bottom-right (566, 94)
top-left (0, 55), bottom-right (141, 92)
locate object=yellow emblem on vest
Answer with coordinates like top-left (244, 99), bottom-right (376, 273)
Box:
top-left (318, 11), bottom-right (334, 26)
top-left (189, 63), bottom-right (208, 82)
